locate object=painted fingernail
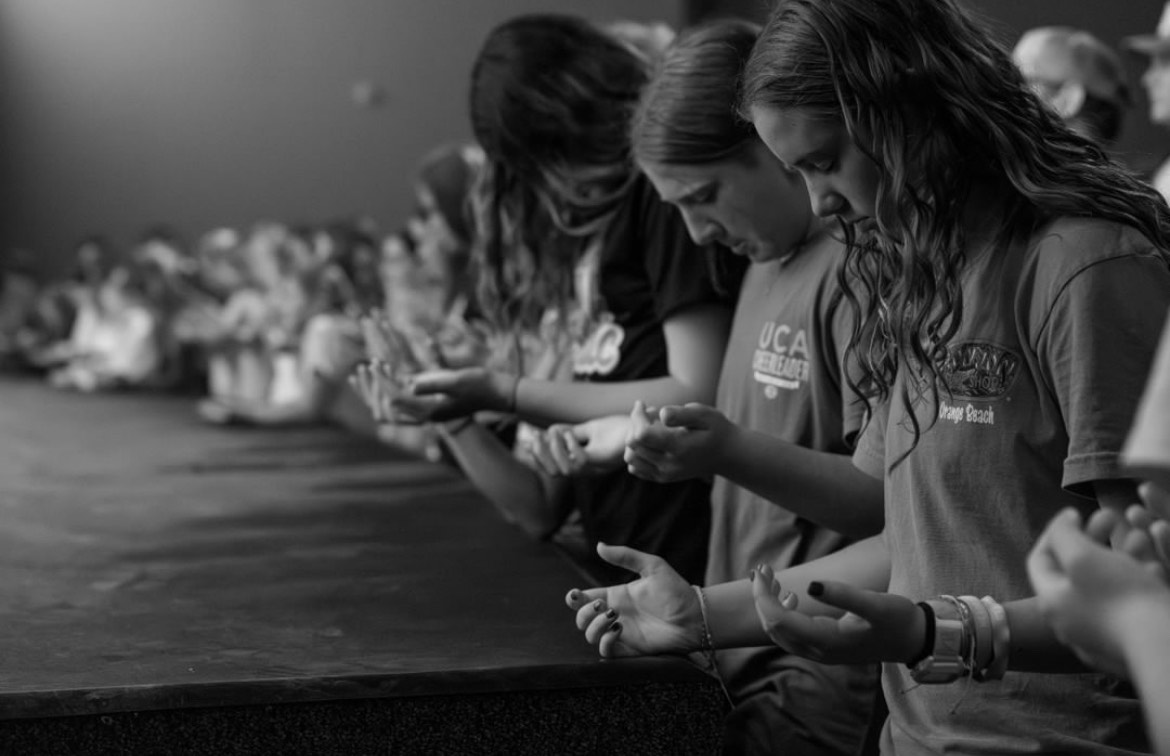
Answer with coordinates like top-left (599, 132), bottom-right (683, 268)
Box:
top-left (568, 589), bottom-right (581, 602)
top-left (610, 621), bottom-right (622, 634)
top-left (593, 600), bottom-right (604, 611)
top-left (606, 609), bottom-right (617, 620)
top-left (808, 581), bottom-right (824, 597)
top-left (748, 569), bottom-right (756, 582)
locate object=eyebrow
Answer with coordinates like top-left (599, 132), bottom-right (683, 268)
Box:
top-left (666, 181), bottom-right (715, 206)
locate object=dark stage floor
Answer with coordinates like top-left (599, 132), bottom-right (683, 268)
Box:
top-left (0, 378), bottom-right (724, 754)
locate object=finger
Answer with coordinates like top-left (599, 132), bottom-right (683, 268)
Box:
top-left (576, 597), bottom-right (608, 633)
top-left (1039, 508), bottom-right (1097, 571)
top-left (548, 428), bottom-right (579, 475)
top-left (409, 370), bottom-right (462, 397)
top-left (527, 432), bottom-right (561, 477)
top-left (625, 456), bottom-right (662, 483)
top-left (1026, 530), bottom-right (1069, 599)
top-left (1140, 482), bottom-right (1170, 522)
top-left (1151, 520), bottom-right (1170, 573)
top-left (624, 444), bottom-right (670, 468)
top-left (1126, 503), bottom-right (1157, 532)
top-left (596, 542), bottom-right (663, 579)
top-left (597, 622), bottom-right (625, 658)
top-left (1084, 507), bottom-right (1119, 545)
top-left (584, 606), bottom-right (620, 646)
top-left (1121, 527), bottom-right (1159, 564)
top-left (565, 587), bottom-right (605, 610)
top-left (659, 403), bottom-right (714, 430)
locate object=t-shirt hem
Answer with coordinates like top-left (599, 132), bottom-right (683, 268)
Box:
top-left (1063, 451), bottom-right (1128, 496)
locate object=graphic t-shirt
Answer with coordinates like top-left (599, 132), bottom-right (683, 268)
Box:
top-left (706, 235), bottom-right (869, 697)
top-left (569, 173), bottom-right (744, 584)
top-left (852, 218), bottom-right (1170, 755)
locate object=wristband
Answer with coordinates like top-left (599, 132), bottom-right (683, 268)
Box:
top-left (910, 598), bottom-right (969, 684)
top-left (905, 602), bottom-right (936, 668)
top-left (959, 595), bottom-right (993, 676)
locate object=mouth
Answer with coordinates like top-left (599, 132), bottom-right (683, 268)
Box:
top-left (729, 240), bottom-right (753, 256)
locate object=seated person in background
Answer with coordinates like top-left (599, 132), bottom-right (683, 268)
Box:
top-left (26, 236), bottom-right (110, 370)
top-left (196, 223), bottom-right (309, 413)
top-left (0, 248), bottom-right (42, 369)
top-left (1013, 26), bottom-right (1131, 147)
top-left (48, 263), bottom-right (163, 392)
top-left (1126, 2), bottom-right (1170, 202)
top-left (1029, 311), bottom-right (1170, 756)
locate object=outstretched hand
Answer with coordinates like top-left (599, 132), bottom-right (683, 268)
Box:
top-left (1028, 507), bottom-right (1170, 677)
top-left (564, 544), bottom-right (702, 659)
top-left (393, 367), bottom-right (517, 423)
top-left (750, 563), bottom-right (923, 665)
top-left (529, 415), bottom-right (630, 477)
top-left (624, 402), bottom-right (732, 483)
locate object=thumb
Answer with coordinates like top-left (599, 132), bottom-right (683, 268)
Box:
top-left (660, 403), bottom-right (715, 430)
top-left (805, 580), bottom-right (888, 620)
top-left (596, 542), bottom-right (662, 578)
top-left (409, 370), bottom-right (455, 395)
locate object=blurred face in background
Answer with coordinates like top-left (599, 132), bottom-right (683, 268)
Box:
top-left (1143, 51), bottom-right (1170, 125)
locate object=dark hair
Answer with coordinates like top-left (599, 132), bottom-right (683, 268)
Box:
top-left (468, 14), bottom-right (647, 331)
top-left (741, 0), bottom-right (1170, 456)
top-left (1072, 92), bottom-right (1125, 146)
top-left (631, 20), bottom-right (761, 166)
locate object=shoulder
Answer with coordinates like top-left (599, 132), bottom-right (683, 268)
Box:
top-left (1027, 217), bottom-right (1165, 275)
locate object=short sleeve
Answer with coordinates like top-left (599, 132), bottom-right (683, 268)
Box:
top-left (1035, 252), bottom-right (1170, 493)
top-left (851, 399), bottom-right (887, 481)
top-left (635, 182), bottom-right (744, 321)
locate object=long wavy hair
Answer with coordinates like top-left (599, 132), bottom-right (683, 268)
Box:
top-left (631, 20), bottom-right (760, 166)
top-left (741, 0), bottom-right (1170, 455)
top-left (469, 14), bottom-right (647, 332)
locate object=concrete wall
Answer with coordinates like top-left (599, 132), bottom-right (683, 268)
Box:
top-left (0, 0), bottom-right (681, 273)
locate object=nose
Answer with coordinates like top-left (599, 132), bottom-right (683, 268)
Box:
top-left (678, 207), bottom-right (722, 247)
top-left (804, 174), bottom-right (846, 219)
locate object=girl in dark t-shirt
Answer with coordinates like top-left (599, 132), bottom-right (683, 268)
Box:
top-left (388, 14), bottom-right (743, 583)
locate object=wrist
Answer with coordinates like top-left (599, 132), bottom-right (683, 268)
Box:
top-left (904, 602), bottom-right (934, 666)
top-left (488, 371), bottom-right (520, 414)
top-left (1116, 595), bottom-right (1170, 668)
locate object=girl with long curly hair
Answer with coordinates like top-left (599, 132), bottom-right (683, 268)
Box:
top-left (566, 0), bottom-right (1170, 752)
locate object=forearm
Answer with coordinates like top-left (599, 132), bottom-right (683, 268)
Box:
top-left (704, 534), bottom-right (891, 649)
top-left (1121, 600), bottom-right (1170, 755)
top-left (716, 426), bottom-right (883, 537)
top-left (1003, 597), bottom-right (1094, 673)
top-left (516, 375), bottom-right (711, 426)
top-left (439, 423), bottom-right (567, 539)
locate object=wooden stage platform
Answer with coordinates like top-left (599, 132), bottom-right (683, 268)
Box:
top-left (0, 378), bottom-right (724, 754)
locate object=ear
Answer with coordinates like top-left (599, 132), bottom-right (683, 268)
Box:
top-left (1049, 81), bottom-right (1087, 120)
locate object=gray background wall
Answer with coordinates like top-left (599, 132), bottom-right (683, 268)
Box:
top-left (2, 0), bottom-right (1166, 274)
top-left (0, 0), bottom-right (681, 273)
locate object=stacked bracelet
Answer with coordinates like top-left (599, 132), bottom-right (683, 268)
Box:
top-left (692, 585), bottom-right (718, 674)
top-left (979, 596), bottom-right (1011, 681)
top-left (908, 594), bottom-right (1012, 685)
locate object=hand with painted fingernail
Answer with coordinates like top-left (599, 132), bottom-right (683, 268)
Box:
top-left (750, 563), bottom-right (924, 665)
top-left (563, 543), bottom-right (702, 658)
